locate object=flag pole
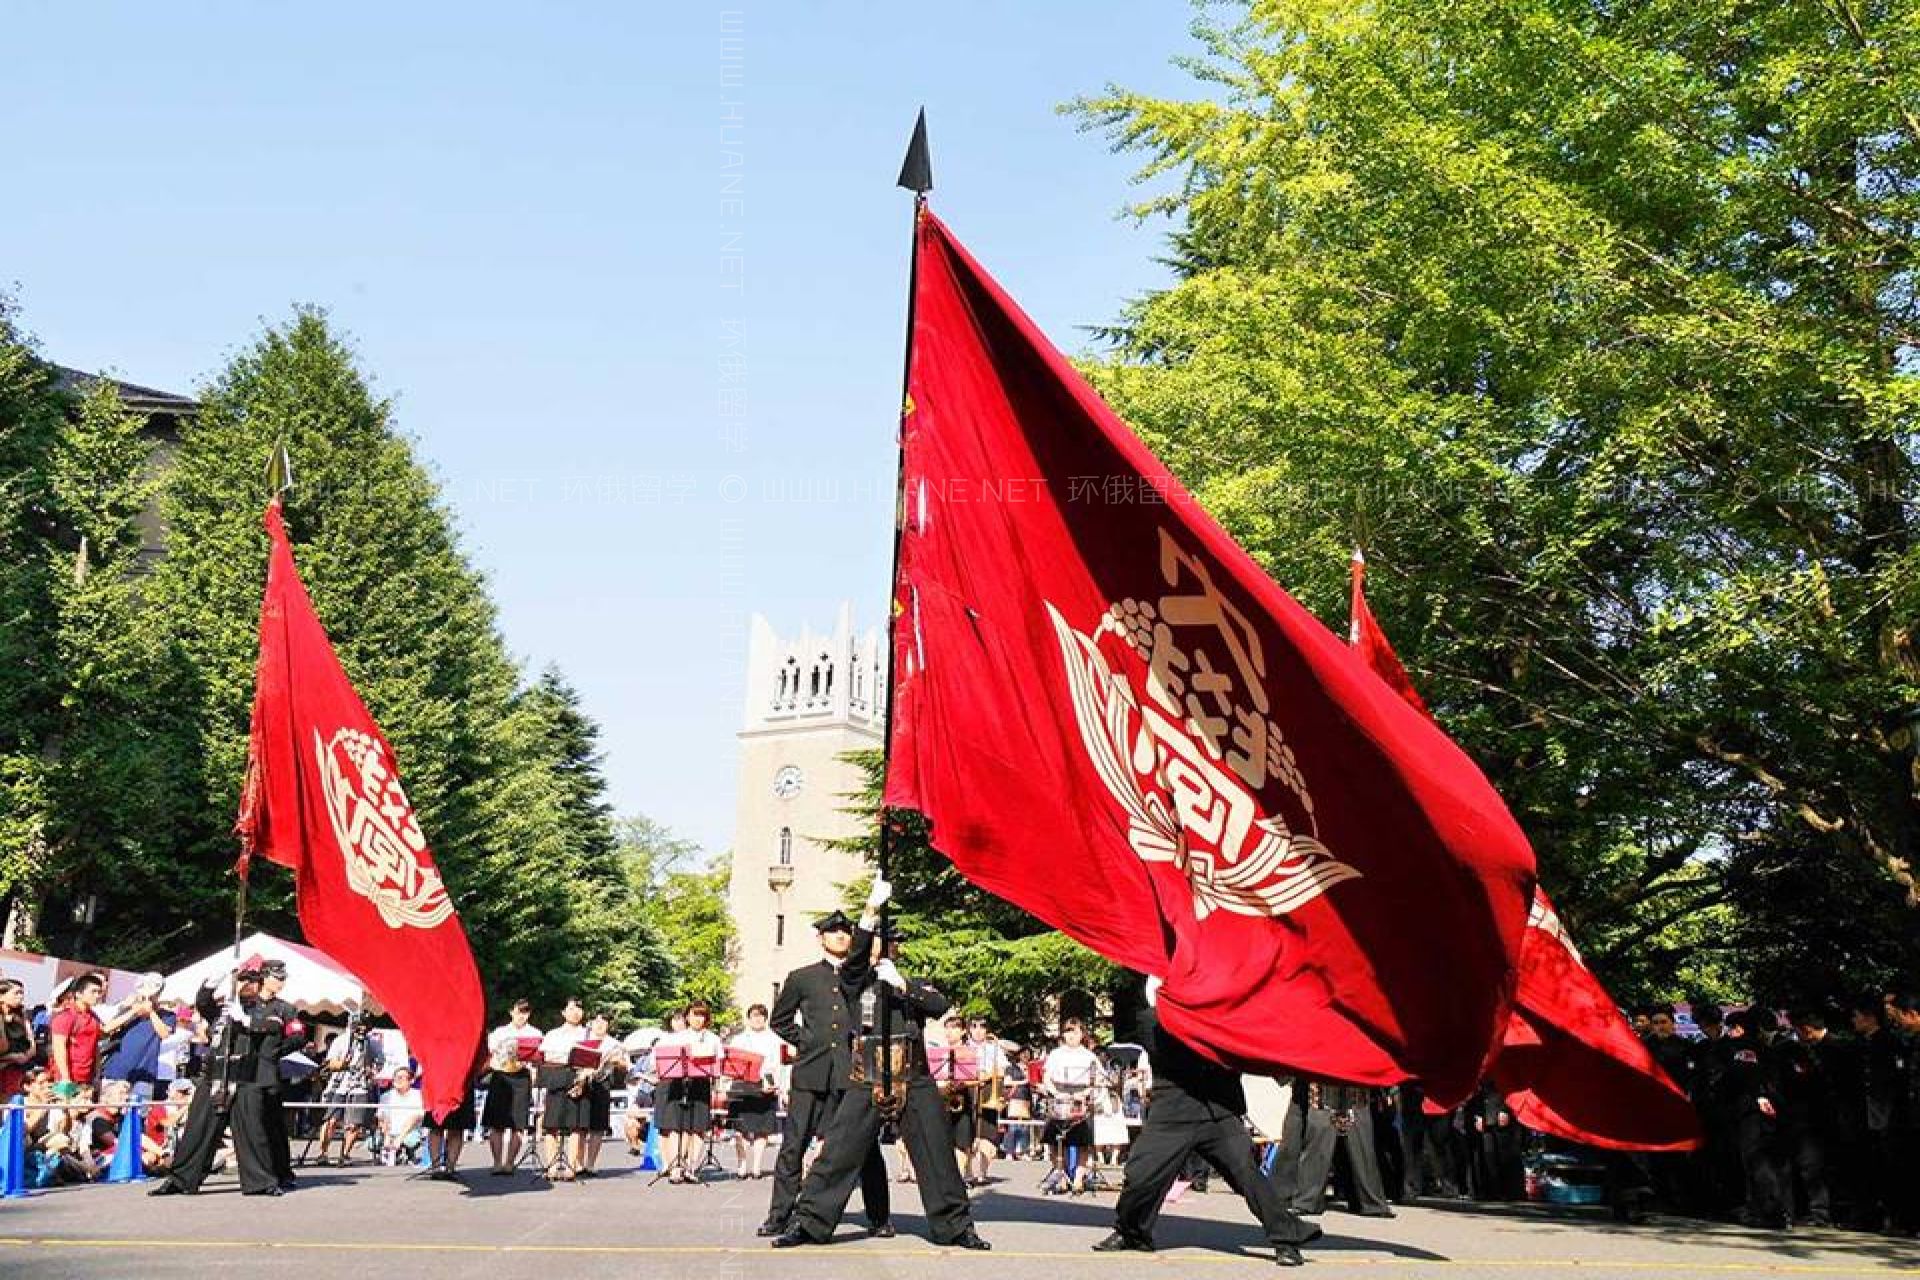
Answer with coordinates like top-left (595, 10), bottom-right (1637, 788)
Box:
top-left (234, 440), bottom-right (294, 963)
top-left (874, 108), bottom-right (932, 1113)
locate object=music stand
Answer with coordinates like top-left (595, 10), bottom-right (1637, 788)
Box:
top-left (928, 1044), bottom-right (981, 1090)
top-left (648, 1045), bottom-right (720, 1187)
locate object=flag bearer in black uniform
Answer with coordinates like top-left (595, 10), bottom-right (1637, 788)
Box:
top-left (774, 879), bottom-right (989, 1251)
top-left (1097, 977), bottom-right (1320, 1267)
top-left (149, 955), bottom-right (293, 1196)
top-left (760, 885), bottom-right (892, 1238)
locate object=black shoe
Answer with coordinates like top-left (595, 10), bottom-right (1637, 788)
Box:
top-left (1359, 1207), bottom-right (1397, 1219)
top-left (277, 1177), bottom-right (297, 1190)
top-left (1275, 1244), bottom-right (1305, 1267)
top-left (1091, 1231), bottom-right (1154, 1253)
top-left (870, 1222), bottom-right (896, 1239)
top-left (943, 1228), bottom-right (991, 1251)
top-left (147, 1181), bottom-right (186, 1197)
top-left (771, 1229), bottom-right (815, 1249)
top-left (756, 1221), bottom-right (787, 1238)
top-left (244, 1186), bottom-right (284, 1197)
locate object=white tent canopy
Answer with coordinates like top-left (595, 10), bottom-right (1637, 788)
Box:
top-left (161, 931), bottom-right (368, 1016)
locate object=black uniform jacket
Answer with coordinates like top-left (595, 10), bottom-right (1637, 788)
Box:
top-left (771, 954), bottom-right (858, 1092)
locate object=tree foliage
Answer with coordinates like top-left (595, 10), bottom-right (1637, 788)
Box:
top-left (1075, 0), bottom-right (1920, 1000)
top-left (621, 814), bottom-right (737, 1022)
top-left (0, 303), bottom-right (674, 1019)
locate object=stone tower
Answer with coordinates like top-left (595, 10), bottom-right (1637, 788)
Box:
top-left (725, 604), bottom-right (885, 1011)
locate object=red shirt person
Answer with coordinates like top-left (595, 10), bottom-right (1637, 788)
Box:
top-left (50, 973), bottom-right (108, 1097)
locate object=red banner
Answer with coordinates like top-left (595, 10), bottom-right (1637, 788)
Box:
top-left (883, 210), bottom-right (1533, 1104)
top-left (1349, 553), bottom-right (1699, 1149)
top-left (236, 498), bottom-right (484, 1120)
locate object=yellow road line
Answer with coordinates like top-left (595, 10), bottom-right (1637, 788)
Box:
top-left (0, 1237), bottom-right (1912, 1274)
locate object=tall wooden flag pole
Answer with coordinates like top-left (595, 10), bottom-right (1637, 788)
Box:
top-left (874, 108), bottom-right (932, 1111)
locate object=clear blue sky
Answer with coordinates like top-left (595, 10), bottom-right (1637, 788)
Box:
top-left (4, 2), bottom-right (1203, 855)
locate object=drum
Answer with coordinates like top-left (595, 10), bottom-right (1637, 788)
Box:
top-left (1047, 1093), bottom-right (1088, 1123)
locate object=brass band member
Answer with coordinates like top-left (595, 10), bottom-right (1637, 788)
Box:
top-left (623, 1011), bottom-right (682, 1155)
top-left (423, 1055), bottom-right (478, 1181)
top-left (1040, 1018), bottom-right (1105, 1195)
top-left (655, 1001), bottom-right (723, 1183)
top-left (940, 1016), bottom-right (975, 1173)
top-left (773, 878), bottom-right (990, 1251)
top-left (537, 997), bottom-right (588, 1181)
top-left (965, 1016), bottom-right (1006, 1187)
top-left (482, 998), bottom-right (540, 1175)
top-left (728, 1003), bottom-right (785, 1179)
top-left (575, 1010), bottom-right (625, 1177)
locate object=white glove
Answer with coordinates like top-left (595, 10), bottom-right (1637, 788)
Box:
top-left (223, 1001), bottom-right (247, 1023)
top-left (1144, 975), bottom-right (1162, 1009)
top-left (873, 959), bottom-right (907, 992)
top-left (865, 877), bottom-right (893, 913)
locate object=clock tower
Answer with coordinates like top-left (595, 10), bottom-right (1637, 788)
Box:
top-left (725, 604), bottom-right (886, 1012)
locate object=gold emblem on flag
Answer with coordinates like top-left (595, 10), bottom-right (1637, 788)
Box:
top-left (315, 727), bottom-right (456, 930)
top-left (1046, 529), bottom-right (1361, 919)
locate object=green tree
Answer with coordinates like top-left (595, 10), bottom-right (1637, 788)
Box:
top-left (1074, 0), bottom-right (1920, 999)
top-left (0, 304), bottom-right (201, 962)
top-left (620, 815), bottom-right (736, 1021)
top-left (125, 307), bottom-right (652, 1010)
top-left (0, 302), bottom-right (68, 937)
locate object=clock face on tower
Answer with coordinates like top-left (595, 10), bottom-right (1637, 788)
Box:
top-left (772, 765), bottom-right (804, 800)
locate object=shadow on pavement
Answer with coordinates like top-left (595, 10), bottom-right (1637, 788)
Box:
top-left (1415, 1198), bottom-right (1920, 1269)
top-left (964, 1186), bottom-right (1449, 1261)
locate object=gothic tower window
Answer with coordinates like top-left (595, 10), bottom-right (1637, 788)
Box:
top-left (778, 826), bottom-right (793, 866)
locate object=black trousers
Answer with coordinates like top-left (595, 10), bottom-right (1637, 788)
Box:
top-left (1114, 1108), bottom-right (1316, 1247)
top-left (1780, 1120), bottom-right (1830, 1223)
top-left (161, 1084), bottom-right (279, 1194)
top-left (1737, 1112), bottom-right (1788, 1223)
top-left (1290, 1106), bottom-right (1392, 1215)
top-left (264, 1088), bottom-right (292, 1183)
top-left (765, 1086), bottom-right (889, 1231)
top-left (792, 1079), bottom-right (973, 1245)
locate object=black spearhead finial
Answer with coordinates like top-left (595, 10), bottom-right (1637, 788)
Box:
top-left (897, 107), bottom-right (932, 194)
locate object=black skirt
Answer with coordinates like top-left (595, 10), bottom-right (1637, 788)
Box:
top-left (428, 1084), bottom-right (477, 1131)
top-left (542, 1088), bottom-right (589, 1133)
top-left (655, 1077), bottom-right (712, 1133)
top-left (728, 1089), bottom-right (778, 1137)
top-left (481, 1070), bottom-right (532, 1132)
top-left (586, 1080), bottom-right (612, 1134)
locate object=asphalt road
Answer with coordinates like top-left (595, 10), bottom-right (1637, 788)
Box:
top-left (2, 1145), bottom-right (1916, 1279)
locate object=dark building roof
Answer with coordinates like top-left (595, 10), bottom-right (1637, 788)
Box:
top-left (50, 364), bottom-right (198, 418)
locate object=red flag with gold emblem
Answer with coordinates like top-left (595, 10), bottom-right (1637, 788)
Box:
top-left (882, 210), bottom-right (1534, 1104)
top-left (236, 498), bottom-right (484, 1120)
top-left (1349, 552), bottom-right (1698, 1149)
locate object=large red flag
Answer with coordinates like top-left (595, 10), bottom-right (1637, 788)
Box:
top-left (236, 498), bottom-right (485, 1120)
top-left (883, 209), bottom-right (1534, 1104)
top-left (1349, 552), bottom-right (1699, 1150)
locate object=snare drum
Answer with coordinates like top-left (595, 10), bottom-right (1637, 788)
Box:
top-left (1047, 1093), bottom-right (1088, 1123)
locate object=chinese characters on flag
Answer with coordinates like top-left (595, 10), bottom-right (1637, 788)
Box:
top-left (883, 209), bottom-right (1534, 1105)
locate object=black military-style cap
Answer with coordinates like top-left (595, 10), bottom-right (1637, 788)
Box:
top-left (812, 909), bottom-right (857, 933)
